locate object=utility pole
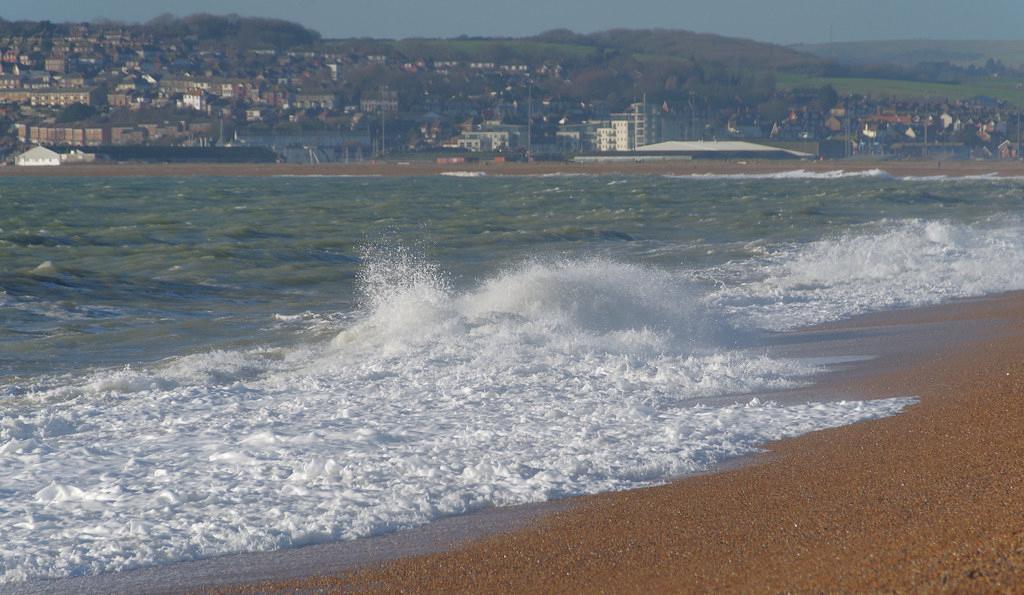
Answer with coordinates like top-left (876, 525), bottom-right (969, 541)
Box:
top-left (377, 86), bottom-right (388, 159)
top-left (371, 118), bottom-right (381, 159)
top-left (528, 85), bottom-right (534, 161)
top-left (923, 114), bottom-right (928, 160)
top-left (1017, 110), bottom-right (1021, 159)
top-left (924, 95), bottom-right (933, 160)
top-left (688, 92), bottom-right (695, 140)
top-left (844, 115), bottom-right (850, 158)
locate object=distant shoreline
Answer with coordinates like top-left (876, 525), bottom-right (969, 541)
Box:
top-left (2, 158), bottom-right (1024, 178)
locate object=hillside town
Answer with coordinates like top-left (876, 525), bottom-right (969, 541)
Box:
top-left (1, 17), bottom-right (1022, 165)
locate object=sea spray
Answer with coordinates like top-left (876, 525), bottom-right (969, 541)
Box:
top-left (337, 242), bottom-right (454, 352)
top-left (0, 250), bottom-right (915, 583)
top-left (709, 217), bottom-right (1024, 330)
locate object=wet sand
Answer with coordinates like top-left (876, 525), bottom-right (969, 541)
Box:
top-left (2, 158), bottom-right (1024, 178)
top-left (237, 292), bottom-right (1024, 592)
top-left (10, 500), bottom-right (569, 595)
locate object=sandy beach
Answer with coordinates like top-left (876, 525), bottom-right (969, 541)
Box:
top-left (230, 292), bottom-right (1024, 592)
top-left (2, 158), bottom-right (1024, 178)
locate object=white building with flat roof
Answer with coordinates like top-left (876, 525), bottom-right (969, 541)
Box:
top-left (456, 130), bottom-right (510, 152)
top-left (593, 102), bottom-right (656, 152)
top-left (636, 140), bottom-right (813, 158)
top-left (576, 139), bottom-right (814, 162)
top-left (595, 126), bottom-right (617, 152)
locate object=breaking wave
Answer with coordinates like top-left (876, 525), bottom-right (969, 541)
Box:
top-left (709, 218), bottom-right (1024, 330)
top-left (669, 168), bottom-right (894, 180)
top-left (0, 250), bottom-right (914, 583)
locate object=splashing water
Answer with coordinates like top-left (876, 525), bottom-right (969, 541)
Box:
top-left (11, 173), bottom-right (1024, 583)
top-left (0, 250), bottom-right (915, 583)
top-left (710, 218), bottom-right (1024, 330)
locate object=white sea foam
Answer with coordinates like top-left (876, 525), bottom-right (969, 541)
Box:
top-left (0, 253), bottom-right (915, 583)
top-left (31, 260), bottom-right (57, 274)
top-left (708, 218), bottom-right (1024, 330)
top-left (669, 168), bottom-right (895, 180)
top-left (897, 173), bottom-right (1024, 182)
top-left (669, 169), bottom-right (1024, 183)
top-left (439, 171), bottom-right (487, 177)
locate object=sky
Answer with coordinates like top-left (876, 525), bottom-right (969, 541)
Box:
top-left (3, 0), bottom-right (1023, 45)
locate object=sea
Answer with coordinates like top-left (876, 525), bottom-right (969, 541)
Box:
top-left (2, 169), bottom-right (1024, 583)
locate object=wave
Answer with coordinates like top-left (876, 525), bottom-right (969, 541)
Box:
top-left (438, 171), bottom-right (487, 177)
top-left (708, 218), bottom-right (1024, 330)
top-left (668, 168), bottom-right (894, 180)
top-left (0, 249), bottom-right (914, 583)
top-left (897, 173), bottom-right (1024, 182)
top-left (669, 169), bottom-right (1024, 183)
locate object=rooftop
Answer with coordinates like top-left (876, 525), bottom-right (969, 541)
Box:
top-left (637, 140), bottom-right (814, 158)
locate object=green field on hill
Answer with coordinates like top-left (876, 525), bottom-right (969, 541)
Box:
top-left (793, 40), bottom-right (1024, 69)
top-left (778, 72), bottom-right (1024, 107)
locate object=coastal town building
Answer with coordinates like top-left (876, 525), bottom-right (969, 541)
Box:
top-left (454, 130), bottom-right (511, 152)
top-left (0, 87), bottom-right (102, 106)
top-left (292, 91), bottom-right (337, 111)
top-left (15, 145), bottom-right (61, 166)
top-left (181, 91), bottom-right (209, 112)
top-left (360, 89), bottom-right (399, 113)
top-left (593, 103), bottom-right (658, 152)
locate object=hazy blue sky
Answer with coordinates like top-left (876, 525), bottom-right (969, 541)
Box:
top-left (3, 0), bottom-right (1022, 44)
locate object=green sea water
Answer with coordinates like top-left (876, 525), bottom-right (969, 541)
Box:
top-left (3, 171), bottom-right (1024, 583)
top-left (2, 172), bottom-right (1023, 381)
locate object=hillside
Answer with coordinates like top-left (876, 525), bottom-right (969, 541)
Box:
top-left (793, 40), bottom-right (1024, 68)
top-left (778, 72), bottom-right (1024, 107)
top-left (0, 14), bottom-right (321, 50)
top-left (321, 37), bottom-right (602, 69)
top-left (535, 29), bottom-right (823, 70)
top-left (323, 29), bottom-right (824, 71)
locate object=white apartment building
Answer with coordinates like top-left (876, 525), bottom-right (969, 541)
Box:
top-left (593, 102), bottom-right (656, 152)
top-left (596, 126), bottom-right (617, 152)
top-left (456, 130), bottom-right (510, 152)
top-left (181, 91), bottom-right (208, 112)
